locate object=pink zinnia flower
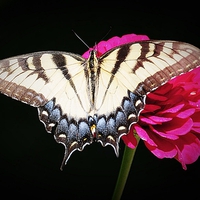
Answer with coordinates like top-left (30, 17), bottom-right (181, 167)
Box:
top-left (123, 67), bottom-right (200, 170)
top-left (82, 33), bottom-right (200, 170)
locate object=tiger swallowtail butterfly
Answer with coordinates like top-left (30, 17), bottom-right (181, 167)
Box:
top-left (0, 40), bottom-right (200, 170)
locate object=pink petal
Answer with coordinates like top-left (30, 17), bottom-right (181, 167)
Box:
top-left (148, 115), bottom-right (172, 123)
top-left (147, 92), bottom-right (168, 101)
top-left (140, 115), bottom-right (172, 125)
top-left (134, 125), bottom-right (157, 146)
top-left (121, 34), bottom-right (149, 43)
top-left (151, 118), bottom-right (193, 137)
top-left (144, 135), bottom-right (177, 159)
top-left (122, 126), bottom-right (138, 149)
top-left (142, 104), bottom-right (161, 113)
top-left (174, 134), bottom-right (200, 169)
top-left (192, 126), bottom-right (200, 133)
top-left (140, 116), bottom-right (159, 125)
top-left (160, 104), bottom-right (184, 114)
top-left (82, 33), bottom-right (149, 58)
top-left (149, 125), bottom-right (179, 140)
top-left (165, 118), bottom-right (193, 136)
top-left (177, 108), bottom-right (195, 119)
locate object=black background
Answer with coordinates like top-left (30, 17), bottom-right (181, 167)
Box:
top-left (0, 0), bottom-right (200, 199)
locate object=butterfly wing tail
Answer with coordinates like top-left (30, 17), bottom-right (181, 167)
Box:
top-left (38, 98), bottom-right (94, 169)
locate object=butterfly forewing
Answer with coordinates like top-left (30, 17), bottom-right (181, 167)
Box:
top-left (0, 40), bottom-right (200, 169)
top-left (100, 41), bottom-right (200, 95)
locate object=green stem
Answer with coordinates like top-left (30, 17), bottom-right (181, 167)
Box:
top-left (112, 135), bottom-right (140, 200)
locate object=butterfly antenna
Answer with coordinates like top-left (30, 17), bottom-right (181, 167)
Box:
top-left (99, 26), bottom-right (112, 41)
top-left (72, 30), bottom-right (90, 49)
top-left (95, 26), bottom-right (112, 54)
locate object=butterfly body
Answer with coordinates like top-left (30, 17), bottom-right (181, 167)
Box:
top-left (0, 40), bottom-right (200, 169)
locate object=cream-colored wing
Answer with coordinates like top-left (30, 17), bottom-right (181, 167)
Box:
top-left (93, 40), bottom-right (200, 157)
top-left (99, 41), bottom-right (200, 96)
top-left (0, 51), bottom-right (94, 170)
top-left (0, 51), bottom-right (92, 117)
